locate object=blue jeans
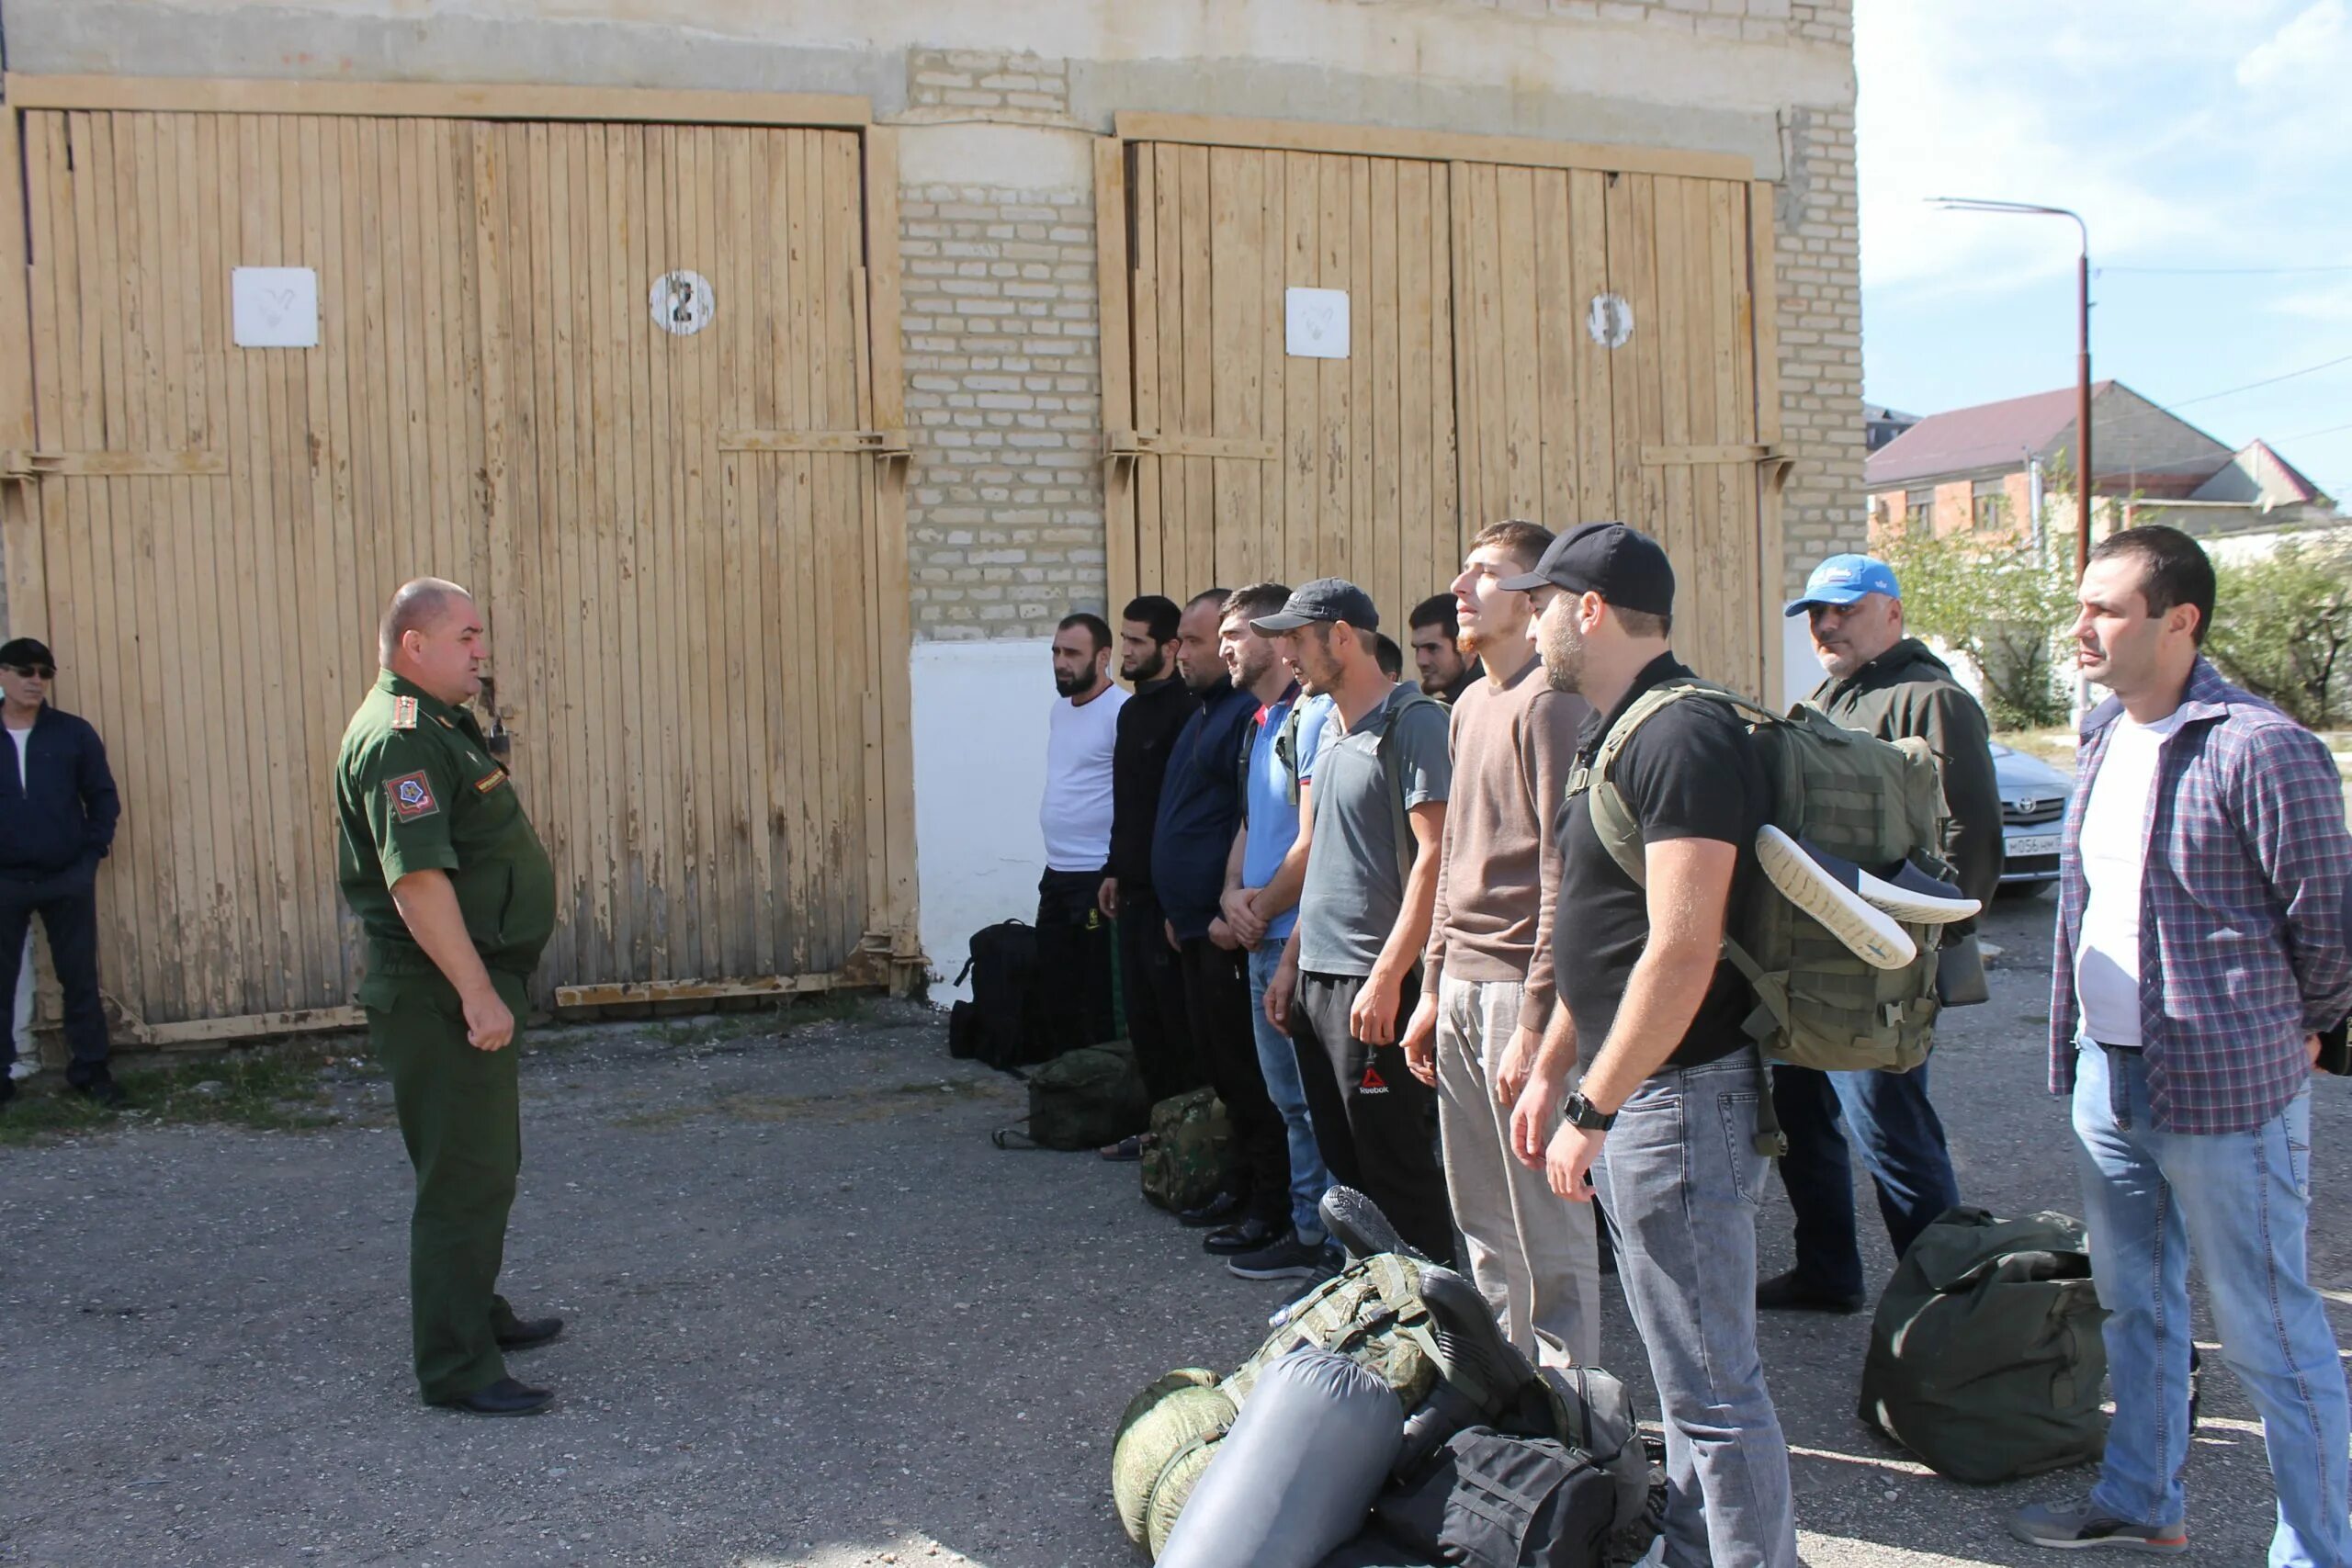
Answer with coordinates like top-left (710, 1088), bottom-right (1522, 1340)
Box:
top-left (1595, 1052), bottom-right (1798, 1568)
top-left (1248, 942), bottom-right (1331, 1244)
top-left (2072, 1040), bottom-right (2349, 1568)
top-left (1772, 1061), bottom-right (1961, 1297)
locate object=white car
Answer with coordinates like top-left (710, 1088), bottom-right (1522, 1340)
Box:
top-left (1990, 741), bottom-right (2075, 893)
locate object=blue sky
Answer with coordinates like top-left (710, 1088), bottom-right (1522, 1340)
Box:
top-left (1857, 0), bottom-right (2352, 503)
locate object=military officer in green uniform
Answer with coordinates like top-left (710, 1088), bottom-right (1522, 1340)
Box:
top-left (335, 578), bottom-right (562, 1416)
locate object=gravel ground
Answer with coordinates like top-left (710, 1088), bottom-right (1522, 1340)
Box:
top-left (3, 888), bottom-right (2345, 1567)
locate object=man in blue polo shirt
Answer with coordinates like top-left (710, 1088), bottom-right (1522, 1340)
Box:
top-left (1216, 582), bottom-right (1338, 1280)
top-left (1152, 591), bottom-right (1290, 1262)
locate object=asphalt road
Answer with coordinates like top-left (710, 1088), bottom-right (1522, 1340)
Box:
top-left (2, 886), bottom-right (2344, 1566)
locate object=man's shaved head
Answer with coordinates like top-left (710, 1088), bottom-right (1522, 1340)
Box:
top-left (379, 578), bottom-right (488, 705)
top-left (379, 578), bottom-right (472, 666)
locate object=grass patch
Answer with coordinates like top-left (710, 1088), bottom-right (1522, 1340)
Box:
top-left (1, 1042), bottom-right (348, 1147)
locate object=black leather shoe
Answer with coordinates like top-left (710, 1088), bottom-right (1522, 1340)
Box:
top-left (495, 1315), bottom-right (564, 1351)
top-left (1179, 1190), bottom-right (1244, 1229)
top-left (1755, 1268), bottom-right (1865, 1314)
top-left (71, 1072), bottom-right (127, 1108)
top-left (1203, 1215), bottom-right (1281, 1256)
top-left (436, 1377), bottom-right (555, 1416)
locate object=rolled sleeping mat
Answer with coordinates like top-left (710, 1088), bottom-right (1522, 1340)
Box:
top-left (1154, 1349), bottom-right (1404, 1568)
top-left (1114, 1379), bottom-right (1236, 1547)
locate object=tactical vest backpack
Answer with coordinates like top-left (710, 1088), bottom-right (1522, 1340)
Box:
top-left (948, 919), bottom-right (1050, 1070)
top-left (1570, 680), bottom-right (1953, 1093)
top-left (1860, 1206), bottom-right (2110, 1484)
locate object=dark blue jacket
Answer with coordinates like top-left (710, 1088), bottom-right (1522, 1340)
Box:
top-left (1151, 678), bottom-right (1259, 941)
top-left (0, 705), bottom-right (119, 878)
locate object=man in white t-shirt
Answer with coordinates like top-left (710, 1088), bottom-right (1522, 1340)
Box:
top-left (1034, 612), bottom-right (1126, 1053)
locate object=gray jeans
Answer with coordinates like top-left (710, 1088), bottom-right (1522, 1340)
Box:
top-left (1594, 1050), bottom-right (1797, 1568)
top-left (1434, 975), bottom-right (1600, 1369)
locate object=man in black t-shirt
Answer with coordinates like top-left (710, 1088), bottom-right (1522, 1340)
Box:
top-left (1501, 524), bottom-right (1798, 1568)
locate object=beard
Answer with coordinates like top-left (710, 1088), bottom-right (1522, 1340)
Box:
top-left (1223, 644), bottom-right (1279, 691)
top-left (1053, 669), bottom-right (1091, 697)
top-left (1121, 648), bottom-right (1169, 682)
top-left (1539, 612), bottom-right (1586, 694)
top-left (1815, 641), bottom-right (1861, 680)
top-left (1179, 655), bottom-right (1225, 695)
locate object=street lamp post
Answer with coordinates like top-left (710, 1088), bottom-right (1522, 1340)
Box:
top-left (1928, 197), bottom-right (2092, 577)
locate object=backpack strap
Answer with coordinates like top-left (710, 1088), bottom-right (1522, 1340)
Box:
top-left (1566, 679), bottom-right (1790, 1157)
top-left (1377, 691), bottom-right (1449, 886)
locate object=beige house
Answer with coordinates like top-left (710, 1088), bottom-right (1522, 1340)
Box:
top-left (0, 0), bottom-right (1862, 1036)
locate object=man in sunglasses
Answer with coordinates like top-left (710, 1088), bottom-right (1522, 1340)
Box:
top-left (0, 636), bottom-right (122, 1108)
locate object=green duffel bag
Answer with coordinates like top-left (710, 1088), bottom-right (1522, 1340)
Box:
top-left (991, 1039), bottom-right (1150, 1152)
top-left (1859, 1205), bottom-right (2110, 1483)
top-left (1141, 1089), bottom-right (1233, 1213)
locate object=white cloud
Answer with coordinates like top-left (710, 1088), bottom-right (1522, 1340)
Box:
top-left (2237, 0), bottom-right (2350, 88)
top-left (1857, 0), bottom-right (2349, 299)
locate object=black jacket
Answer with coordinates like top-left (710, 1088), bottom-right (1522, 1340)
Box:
top-left (0, 705), bottom-right (119, 878)
top-left (1106, 676), bottom-right (1197, 892)
top-left (1809, 638), bottom-right (2004, 908)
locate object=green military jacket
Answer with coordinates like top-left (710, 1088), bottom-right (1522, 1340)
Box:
top-left (335, 670), bottom-right (556, 1005)
top-left (1808, 637), bottom-right (2005, 908)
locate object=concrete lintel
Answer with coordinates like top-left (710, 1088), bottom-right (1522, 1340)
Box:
top-left (898, 122), bottom-right (1095, 193)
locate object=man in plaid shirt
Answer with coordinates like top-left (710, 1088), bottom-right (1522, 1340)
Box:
top-left (2012, 526), bottom-right (2352, 1562)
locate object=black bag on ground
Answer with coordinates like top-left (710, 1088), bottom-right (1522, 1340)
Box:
top-left (1859, 1204), bottom-right (2109, 1483)
top-left (990, 1039), bottom-right (1149, 1152)
top-left (952, 919), bottom-right (1052, 1070)
top-left (1369, 1364), bottom-right (1664, 1568)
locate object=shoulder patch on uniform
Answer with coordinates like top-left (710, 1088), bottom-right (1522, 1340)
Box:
top-left (390, 694), bottom-right (419, 730)
top-left (385, 770), bottom-right (439, 821)
top-left (474, 767), bottom-right (510, 795)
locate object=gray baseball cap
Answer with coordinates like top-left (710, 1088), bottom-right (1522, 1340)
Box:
top-left (1250, 577), bottom-right (1380, 633)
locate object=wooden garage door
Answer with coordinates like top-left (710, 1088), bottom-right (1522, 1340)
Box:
top-left (1109, 128), bottom-right (1773, 696)
top-left (1119, 142), bottom-right (1459, 622)
top-left (1453, 164), bottom-right (1767, 693)
top-left (474, 121), bottom-right (897, 995)
top-left (11, 104), bottom-right (909, 1037)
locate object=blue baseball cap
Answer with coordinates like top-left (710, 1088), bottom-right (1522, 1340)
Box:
top-left (1783, 554), bottom-right (1900, 617)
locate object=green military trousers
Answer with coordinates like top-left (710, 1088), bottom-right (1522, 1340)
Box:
top-left (366, 968), bottom-right (530, 1404)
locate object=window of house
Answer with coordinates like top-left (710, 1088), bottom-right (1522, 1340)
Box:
top-left (1906, 489), bottom-right (1936, 529)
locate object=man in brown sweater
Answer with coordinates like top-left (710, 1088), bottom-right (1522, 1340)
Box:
top-left (1400, 520), bottom-right (1600, 1368)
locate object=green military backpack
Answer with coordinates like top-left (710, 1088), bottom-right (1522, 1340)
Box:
top-left (1140, 1089), bottom-right (1233, 1213)
top-left (990, 1039), bottom-right (1150, 1152)
top-left (1570, 679), bottom-right (1954, 1111)
top-left (1859, 1206), bottom-right (2110, 1483)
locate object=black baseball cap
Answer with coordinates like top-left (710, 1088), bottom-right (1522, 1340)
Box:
top-left (1498, 521), bottom-right (1676, 617)
top-left (1250, 577), bottom-right (1380, 633)
top-left (0, 637), bottom-right (53, 670)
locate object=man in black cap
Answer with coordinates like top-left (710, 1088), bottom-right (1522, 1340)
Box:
top-left (1255, 579), bottom-right (1456, 1264)
top-left (0, 637), bottom-right (122, 1107)
top-left (1513, 525), bottom-right (1797, 1568)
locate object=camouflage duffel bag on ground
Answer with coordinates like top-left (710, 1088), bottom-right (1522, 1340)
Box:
top-left (1141, 1089), bottom-right (1232, 1213)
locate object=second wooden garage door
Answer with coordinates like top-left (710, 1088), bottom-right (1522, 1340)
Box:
top-left (1111, 134), bottom-right (1771, 695)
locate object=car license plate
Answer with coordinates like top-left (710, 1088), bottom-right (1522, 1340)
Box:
top-left (2008, 833), bottom-right (2060, 858)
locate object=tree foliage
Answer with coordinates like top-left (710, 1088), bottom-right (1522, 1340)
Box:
top-left (2206, 536), bottom-right (2352, 729)
top-left (1881, 523), bottom-right (2080, 729)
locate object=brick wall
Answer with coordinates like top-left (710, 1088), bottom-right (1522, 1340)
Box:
top-left (1769, 88), bottom-right (1865, 596)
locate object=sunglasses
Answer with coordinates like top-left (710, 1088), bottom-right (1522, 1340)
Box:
top-left (4, 663), bottom-right (54, 679)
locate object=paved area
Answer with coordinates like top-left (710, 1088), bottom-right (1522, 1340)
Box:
top-left (2, 889), bottom-right (2345, 1566)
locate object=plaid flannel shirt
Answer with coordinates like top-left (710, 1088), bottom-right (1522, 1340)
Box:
top-left (2049, 660), bottom-right (2352, 1133)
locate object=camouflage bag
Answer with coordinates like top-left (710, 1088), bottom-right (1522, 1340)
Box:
top-left (1141, 1089), bottom-right (1233, 1213)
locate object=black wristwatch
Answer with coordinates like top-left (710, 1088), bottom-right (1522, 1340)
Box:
top-left (1562, 1091), bottom-right (1616, 1132)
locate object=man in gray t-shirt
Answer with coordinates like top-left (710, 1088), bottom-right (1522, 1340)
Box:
top-left (1257, 580), bottom-right (1455, 1263)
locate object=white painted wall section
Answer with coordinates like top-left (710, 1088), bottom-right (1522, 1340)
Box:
top-left (911, 637), bottom-right (1056, 1004)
